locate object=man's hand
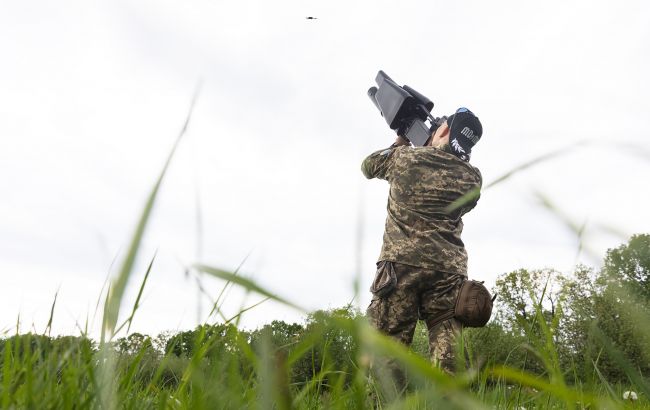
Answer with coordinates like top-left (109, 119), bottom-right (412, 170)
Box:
top-left (393, 135), bottom-right (411, 147)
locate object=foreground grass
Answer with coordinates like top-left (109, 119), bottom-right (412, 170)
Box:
top-left (1, 309), bottom-right (648, 409)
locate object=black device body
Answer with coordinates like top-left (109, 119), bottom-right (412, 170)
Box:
top-left (368, 71), bottom-right (445, 147)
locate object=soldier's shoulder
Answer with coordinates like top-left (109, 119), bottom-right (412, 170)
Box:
top-left (388, 145), bottom-right (415, 163)
top-left (466, 162), bottom-right (481, 177)
top-left (459, 159), bottom-right (482, 183)
top-left (393, 145), bottom-right (412, 153)
top-left (434, 149), bottom-right (482, 182)
top-left (377, 144), bottom-right (411, 158)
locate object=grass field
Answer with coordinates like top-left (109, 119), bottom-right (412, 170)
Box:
top-left (1, 288), bottom-right (649, 409)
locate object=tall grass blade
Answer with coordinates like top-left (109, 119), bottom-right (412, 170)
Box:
top-left (43, 289), bottom-right (58, 337)
top-left (113, 250), bottom-right (157, 335)
top-left (103, 84), bottom-right (201, 339)
top-left (590, 324), bottom-right (650, 399)
top-left (534, 191), bottom-right (600, 262)
top-left (2, 337), bottom-right (11, 408)
top-left (210, 252), bottom-right (252, 316)
top-left (97, 83), bottom-right (202, 410)
top-left (193, 264), bottom-right (305, 312)
top-left (591, 359), bottom-right (618, 400)
top-left (489, 366), bottom-right (596, 406)
top-left (193, 171), bottom-right (205, 325)
top-left (444, 141), bottom-right (588, 214)
top-left (92, 253), bottom-right (119, 331)
top-left (225, 297), bottom-right (270, 324)
top-left (616, 141), bottom-right (650, 162)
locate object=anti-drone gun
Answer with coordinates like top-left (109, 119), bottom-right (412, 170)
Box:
top-left (368, 71), bottom-right (446, 147)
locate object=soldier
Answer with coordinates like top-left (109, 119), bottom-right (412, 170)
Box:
top-left (362, 107), bottom-right (483, 388)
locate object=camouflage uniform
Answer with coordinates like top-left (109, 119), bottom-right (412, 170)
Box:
top-left (362, 144), bottom-right (482, 380)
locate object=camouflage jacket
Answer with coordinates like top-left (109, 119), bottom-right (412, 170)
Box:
top-left (361, 145), bottom-right (482, 274)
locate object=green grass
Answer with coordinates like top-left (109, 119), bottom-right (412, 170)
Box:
top-left (1, 297), bottom-right (649, 409)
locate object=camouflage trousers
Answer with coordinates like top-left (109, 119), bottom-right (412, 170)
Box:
top-left (366, 262), bottom-right (465, 386)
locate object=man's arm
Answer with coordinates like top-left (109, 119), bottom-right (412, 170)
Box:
top-left (361, 136), bottom-right (410, 180)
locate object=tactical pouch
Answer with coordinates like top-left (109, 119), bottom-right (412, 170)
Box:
top-left (454, 280), bottom-right (495, 327)
top-left (427, 279), bottom-right (496, 328)
top-left (369, 261), bottom-right (397, 297)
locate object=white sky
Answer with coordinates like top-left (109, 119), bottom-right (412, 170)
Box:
top-left (1, 0), bottom-right (649, 338)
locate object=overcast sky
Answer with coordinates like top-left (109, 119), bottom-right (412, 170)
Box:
top-left (1, 0), bottom-right (649, 338)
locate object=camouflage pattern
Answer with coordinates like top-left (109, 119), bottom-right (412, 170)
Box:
top-left (361, 145), bottom-right (482, 274)
top-left (366, 262), bottom-right (465, 377)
